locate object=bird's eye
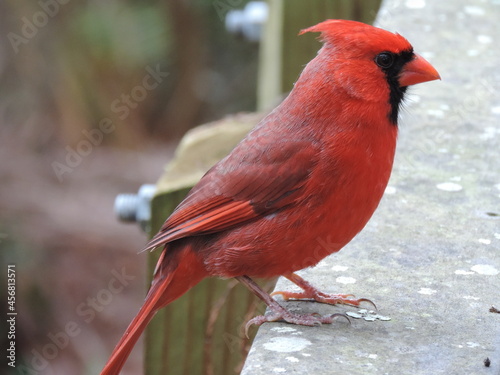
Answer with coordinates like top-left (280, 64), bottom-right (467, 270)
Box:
top-left (375, 52), bottom-right (395, 69)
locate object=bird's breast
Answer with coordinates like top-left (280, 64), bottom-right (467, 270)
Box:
top-left (203, 121), bottom-right (397, 279)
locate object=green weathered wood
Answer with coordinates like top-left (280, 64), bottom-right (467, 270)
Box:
top-left (144, 114), bottom-right (265, 375)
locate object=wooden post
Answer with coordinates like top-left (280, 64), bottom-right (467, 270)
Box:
top-left (144, 115), bottom-right (270, 375)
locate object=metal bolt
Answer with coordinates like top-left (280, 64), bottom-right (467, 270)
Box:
top-left (114, 184), bottom-right (156, 232)
top-left (226, 1), bottom-right (268, 42)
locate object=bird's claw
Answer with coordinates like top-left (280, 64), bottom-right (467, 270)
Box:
top-left (357, 298), bottom-right (377, 311)
top-left (272, 290), bottom-right (376, 310)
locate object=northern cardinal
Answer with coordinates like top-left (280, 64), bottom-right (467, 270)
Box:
top-left (101, 20), bottom-right (439, 374)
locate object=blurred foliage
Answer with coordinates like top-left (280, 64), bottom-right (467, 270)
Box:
top-left (73, 4), bottom-right (169, 67)
top-left (1, 0), bottom-right (258, 150)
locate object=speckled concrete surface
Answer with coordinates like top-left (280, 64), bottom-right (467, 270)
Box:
top-left (241, 0), bottom-right (500, 374)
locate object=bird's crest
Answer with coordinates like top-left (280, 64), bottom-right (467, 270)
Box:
top-left (300, 19), bottom-right (411, 54)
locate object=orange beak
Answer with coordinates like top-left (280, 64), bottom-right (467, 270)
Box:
top-left (399, 53), bottom-right (441, 87)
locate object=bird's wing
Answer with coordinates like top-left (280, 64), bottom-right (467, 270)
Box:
top-left (143, 136), bottom-right (318, 251)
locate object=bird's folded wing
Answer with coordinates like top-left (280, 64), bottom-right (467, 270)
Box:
top-left (143, 137), bottom-right (319, 252)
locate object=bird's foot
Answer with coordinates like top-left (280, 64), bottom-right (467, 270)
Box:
top-left (245, 310), bottom-right (349, 337)
top-left (236, 275), bottom-right (351, 337)
top-left (271, 290), bottom-right (375, 308)
top-left (272, 273), bottom-right (376, 309)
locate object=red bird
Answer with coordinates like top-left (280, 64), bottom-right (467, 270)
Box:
top-left (101, 20), bottom-right (439, 374)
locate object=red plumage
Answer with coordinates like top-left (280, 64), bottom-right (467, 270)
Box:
top-left (101, 19), bottom-right (439, 374)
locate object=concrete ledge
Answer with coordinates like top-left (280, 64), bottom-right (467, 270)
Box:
top-left (241, 0), bottom-right (500, 373)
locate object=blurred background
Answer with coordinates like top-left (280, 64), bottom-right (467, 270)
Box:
top-left (0, 1), bottom-right (380, 374)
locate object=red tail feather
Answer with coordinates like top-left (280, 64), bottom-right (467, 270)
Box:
top-left (101, 246), bottom-right (207, 375)
top-left (100, 273), bottom-right (171, 375)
